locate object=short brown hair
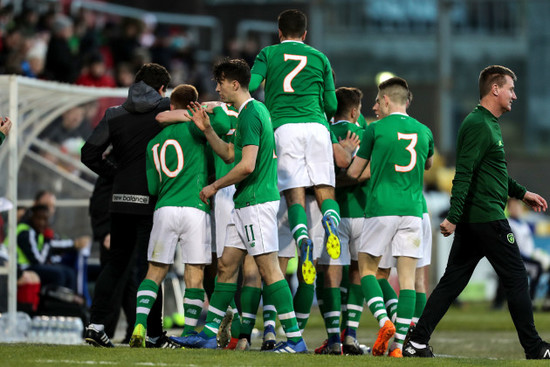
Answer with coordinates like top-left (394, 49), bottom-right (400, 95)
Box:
top-left (335, 87), bottom-right (363, 116)
top-left (170, 84), bottom-right (198, 109)
top-left (278, 9), bottom-right (307, 38)
top-left (135, 63), bottom-right (171, 92)
top-left (378, 77), bottom-right (409, 105)
top-left (478, 65), bottom-right (516, 99)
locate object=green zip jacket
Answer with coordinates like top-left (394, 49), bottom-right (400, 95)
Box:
top-left (447, 105), bottom-right (526, 224)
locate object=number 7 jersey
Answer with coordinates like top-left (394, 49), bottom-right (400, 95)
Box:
top-left (356, 113), bottom-right (434, 218)
top-left (250, 40), bottom-right (335, 130)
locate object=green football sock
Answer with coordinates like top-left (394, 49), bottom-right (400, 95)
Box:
top-left (202, 282), bottom-right (237, 338)
top-left (135, 279), bottom-right (158, 329)
top-left (378, 278), bottom-right (398, 323)
top-left (288, 203), bottom-right (309, 244)
top-left (321, 199), bottom-right (341, 227)
top-left (229, 299), bottom-right (241, 338)
top-left (413, 292), bottom-right (427, 324)
top-left (340, 266), bottom-right (350, 330)
top-left (393, 289), bottom-right (416, 349)
top-left (239, 286), bottom-right (261, 339)
top-left (316, 272), bottom-right (326, 317)
top-left (293, 282), bottom-right (315, 331)
top-left (265, 280), bottom-right (302, 343)
top-left (262, 286), bottom-right (277, 331)
top-left (181, 288), bottom-right (205, 336)
top-left (322, 287), bottom-right (341, 340)
top-left (361, 275), bottom-right (389, 328)
top-left (345, 283), bottom-right (364, 332)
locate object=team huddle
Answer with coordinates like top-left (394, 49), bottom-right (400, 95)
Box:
top-left (81, 8), bottom-right (550, 360)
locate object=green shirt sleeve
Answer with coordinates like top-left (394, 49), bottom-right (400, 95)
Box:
top-left (323, 90), bottom-right (337, 121)
top-left (240, 113), bottom-right (261, 147)
top-left (210, 106), bottom-right (232, 136)
top-left (356, 122), bottom-right (375, 160)
top-left (330, 130), bottom-right (338, 144)
top-left (447, 122), bottom-right (490, 224)
top-left (145, 142), bottom-right (160, 196)
top-left (0, 131), bottom-right (4, 146)
top-left (249, 74), bottom-right (264, 94)
top-left (508, 177), bottom-right (526, 200)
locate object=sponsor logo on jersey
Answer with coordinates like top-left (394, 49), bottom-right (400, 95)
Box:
top-left (113, 194), bottom-right (150, 204)
top-left (507, 233), bottom-right (515, 244)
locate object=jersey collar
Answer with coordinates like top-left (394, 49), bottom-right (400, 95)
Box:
top-left (238, 98), bottom-right (255, 114)
top-left (281, 40), bottom-right (304, 44)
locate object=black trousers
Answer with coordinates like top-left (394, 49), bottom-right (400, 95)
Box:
top-left (90, 213), bottom-right (163, 337)
top-left (412, 220), bottom-right (543, 357)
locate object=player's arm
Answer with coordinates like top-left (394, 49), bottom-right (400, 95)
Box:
top-left (323, 90), bottom-right (337, 120)
top-left (346, 156), bottom-right (369, 181)
top-left (187, 102), bottom-right (234, 163)
top-left (200, 144), bottom-right (258, 204)
top-left (156, 109), bottom-right (191, 127)
top-left (425, 156), bottom-right (433, 170)
top-left (333, 130), bottom-right (360, 168)
top-left (249, 74), bottom-right (265, 94)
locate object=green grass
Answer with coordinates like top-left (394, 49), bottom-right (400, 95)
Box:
top-left (1, 302), bottom-right (549, 367)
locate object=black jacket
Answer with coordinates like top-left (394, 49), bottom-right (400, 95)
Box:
top-left (81, 81), bottom-right (170, 215)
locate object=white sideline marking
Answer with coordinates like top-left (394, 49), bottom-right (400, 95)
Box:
top-left (36, 361), bottom-right (177, 366)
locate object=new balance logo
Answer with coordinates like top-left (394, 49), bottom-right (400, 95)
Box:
top-left (405, 346), bottom-right (416, 355)
top-left (544, 349), bottom-right (550, 358)
top-left (139, 299), bottom-right (150, 304)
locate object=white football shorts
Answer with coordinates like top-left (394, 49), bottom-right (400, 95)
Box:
top-left (275, 123), bottom-right (335, 192)
top-left (148, 206), bottom-right (211, 265)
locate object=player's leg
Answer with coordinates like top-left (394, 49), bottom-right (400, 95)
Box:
top-left (321, 264), bottom-right (343, 354)
top-left (237, 255), bottom-right (262, 350)
top-left (284, 188), bottom-right (316, 284)
top-left (255, 251), bottom-right (306, 352)
top-left (181, 265), bottom-right (206, 337)
top-left (314, 185), bottom-right (341, 259)
top-left (358, 216), bottom-right (397, 356)
top-left (131, 207), bottom-right (182, 348)
top-left (413, 212), bottom-right (432, 324)
top-left (343, 261), bottom-right (366, 355)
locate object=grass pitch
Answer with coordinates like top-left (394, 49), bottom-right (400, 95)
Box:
top-left (1, 302), bottom-right (549, 367)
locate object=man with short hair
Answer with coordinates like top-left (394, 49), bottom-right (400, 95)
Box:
top-left (347, 77), bottom-right (434, 358)
top-left (169, 58), bottom-right (306, 353)
top-left (403, 65), bottom-right (550, 360)
top-left (81, 63), bottom-right (171, 348)
top-left (129, 84), bottom-right (231, 347)
top-left (249, 9), bottom-right (341, 291)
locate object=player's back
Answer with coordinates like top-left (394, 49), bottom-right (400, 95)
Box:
top-left (146, 122), bottom-right (209, 212)
top-left (252, 41), bottom-right (334, 128)
top-left (364, 114), bottom-right (433, 218)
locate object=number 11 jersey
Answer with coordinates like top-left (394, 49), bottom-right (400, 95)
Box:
top-left (356, 113), bottom-right (434, 218)
top-left (250, 40), bottom-right (335, 130)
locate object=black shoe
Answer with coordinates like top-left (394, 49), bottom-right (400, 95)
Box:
top-left (146, 331), bottom-right (180, 349)
top-left (85, 325), bottom-right (114, 348)
top-left (342, 335), bottom-right (364, 355)
top-left (402, 341), bottom-right (434, 358)
top-left (527, 341), bottom-right (550, 359)
top-left (403, 323), bottom-right (415, 349)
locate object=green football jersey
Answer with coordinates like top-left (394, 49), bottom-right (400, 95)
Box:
top-left (211, 104), bottom-right (239, 179)
top-left (250, 41), bottom-right (335, 130)
top-left (233, 99), bottom-right (280, 209)
top-left (356, 113), bottom-right (434, 218)
top-left (331, 120), bottom-right (368, 218)
top-left (146, 114), bottom-right (231, 212)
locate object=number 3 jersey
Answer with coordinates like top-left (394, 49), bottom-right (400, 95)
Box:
top-left (250, 40), bottom-right (335, 129)
top-left (356, 113), bottom-right (434, 218)
top-left (145, 107), bottom-right (231, 212)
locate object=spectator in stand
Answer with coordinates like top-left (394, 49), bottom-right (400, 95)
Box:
top-left (44, 14), bottom-right (79, 83)
top-left (0, 116), bottom-right (12, 147)
top-left (16, 204), bottom-right (88, 293)
top-left (76, 52), bottom-right (116, 88)
top-left (39, 106), bottom-right (92, 147)
top-left (115, 62), bottom-right (135, 87)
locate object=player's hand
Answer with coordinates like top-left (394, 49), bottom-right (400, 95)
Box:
top-left (202, 101), bottom-right (223, 113)
top-left (440, 218), bottom-right (456, 237)
top-left (103, 233), bottom-right (111, 250)
top-left (200, 184), bottom-right (218, 204)
top-left (74, 235), bottom-right (91, 250)
top-left (523, 191), bottom-right (548, 213)
top-left (187, 101), bottom-right (212, 132)
top-left (339, 130), bottom-right (360, 154)
top-left (0, 116), bottom-right (12, 136)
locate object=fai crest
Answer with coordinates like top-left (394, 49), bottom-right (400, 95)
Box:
top-left (507, 233), bottom-right (515, 244)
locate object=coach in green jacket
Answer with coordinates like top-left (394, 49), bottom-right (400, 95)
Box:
top-left (0, 116), bottom-right (12, 146)
top-left (403, 65), bottom-right (550, 360)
